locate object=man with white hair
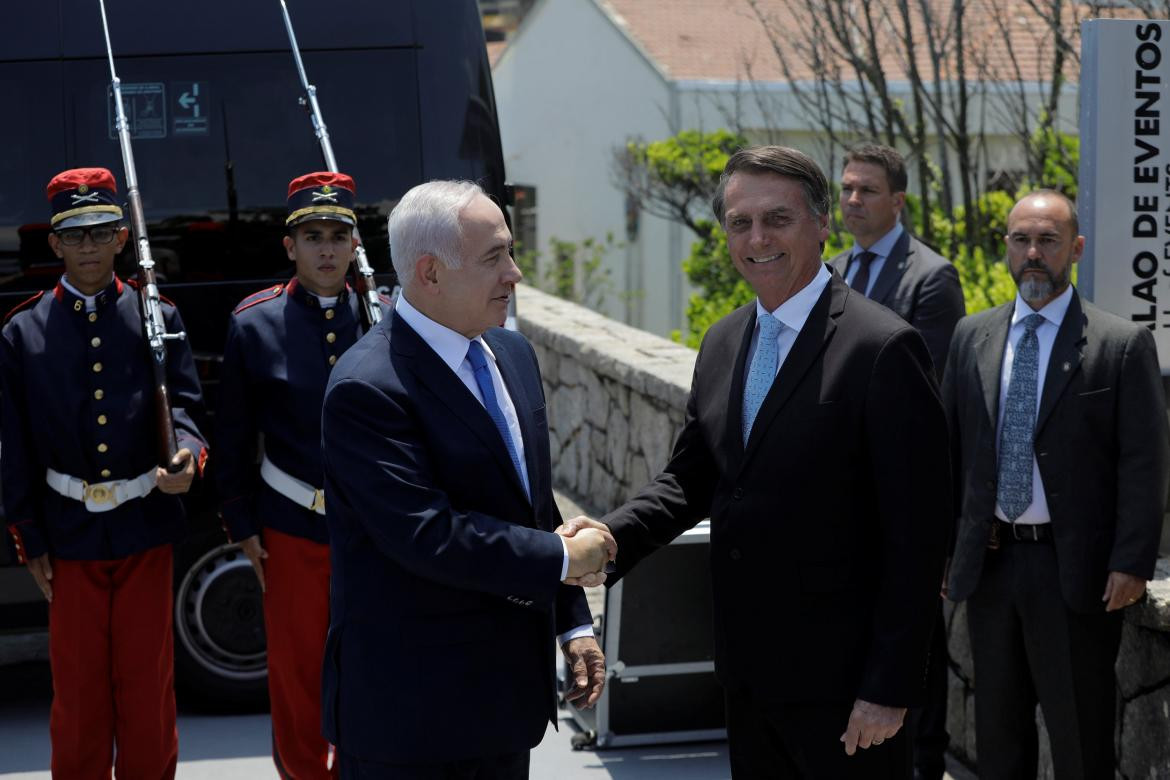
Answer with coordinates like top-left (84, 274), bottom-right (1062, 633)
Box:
top-left (320, 180), bottom-right (614, 778)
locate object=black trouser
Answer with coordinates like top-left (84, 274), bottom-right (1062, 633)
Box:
top-left (724, 688), bottom-right (912, 779)
top-left (337, 750), bottom-right (529, 780)
top-left (966, 540), bottom-right (1122, 780)
top-left (909, 600), bottom-right (949, 780)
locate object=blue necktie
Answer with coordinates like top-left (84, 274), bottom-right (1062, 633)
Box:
top-left (743, 313), bottom-right (783, 444)
top-left (467, 340), bottom-right (528, 496)
top-left (997, 313), bottom-right (1045, 520)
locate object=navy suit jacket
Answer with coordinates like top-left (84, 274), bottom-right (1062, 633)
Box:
top-left (320, 310), bottom-right (592, 764)
top-left (829, 230), bottom-right (965, 377)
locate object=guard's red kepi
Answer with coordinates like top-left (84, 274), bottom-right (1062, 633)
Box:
top-left (46, 167), bottom-right (124, 230)
top-left (286, 171), bottom-right (357, 228)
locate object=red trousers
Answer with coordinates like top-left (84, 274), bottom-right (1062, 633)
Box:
top-left (263, 528), bottom-right (336, 780)
top-left (48, 544), bottom-right (177, 780)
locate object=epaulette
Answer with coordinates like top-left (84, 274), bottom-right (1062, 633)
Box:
top-left (123, 277), bottom-right (177, 307)
top-left (3, 291), bottom-right (45, 325)
top-left (234, 284), bottom-right (285, 315)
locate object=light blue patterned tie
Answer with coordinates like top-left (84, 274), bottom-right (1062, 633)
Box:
top-left (467, 340), bottom-right (528, 497)
top-left (743, 313), bottom-right (783, 444)
top-left (997, 313), bottom-right (1045, 520)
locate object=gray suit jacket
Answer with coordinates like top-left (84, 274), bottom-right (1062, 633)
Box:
top-left (830, 230), bottom-right (965, 376)
top-left (942, 291), bottom-right (1169, 612)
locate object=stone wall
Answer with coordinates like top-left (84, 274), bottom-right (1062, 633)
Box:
top-left (518, 283), bottom-right (1170, 778)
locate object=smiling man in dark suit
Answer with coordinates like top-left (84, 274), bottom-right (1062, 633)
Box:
top-left (829, 144), bottom-right (965, 780)
top-left (320, 180), bottom-right (614, 779)
top-left (829, 144), bottom-right (965, 379)
top-left (563, 146), bottom-right (951, 778)
top-left (943, 190), bottom-right (1169, 779)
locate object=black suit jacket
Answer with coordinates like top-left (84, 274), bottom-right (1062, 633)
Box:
top-left (829, 230), bottom-right (965, 376)
top-left (320, 312), bottom-right (592, 763)
top-left (603, 274), bottom-right (951, 707)
top-left (943, 291), bottom-right (1169, 612)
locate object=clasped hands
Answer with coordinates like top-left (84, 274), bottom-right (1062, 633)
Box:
top-left (556, 516), bottom-right (615, 587)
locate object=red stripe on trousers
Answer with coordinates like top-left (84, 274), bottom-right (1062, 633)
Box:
top-left (263, 528), bottom-right (336, 779)
top-left (48, 544), bottom-right (177, 779)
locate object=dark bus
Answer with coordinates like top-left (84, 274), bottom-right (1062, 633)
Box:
top-left (0, 0), bottom-right (509, 706)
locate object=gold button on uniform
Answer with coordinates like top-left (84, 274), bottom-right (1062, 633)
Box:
top-left (88, 313), bottom-right (97, 323)
top-left (92, 362), bottom-right (102, 373)
top-left (325, 309), bottom-right (335, 320)
top-left (328, 355), bottom-right (337, 366)
top-left (97, 415), bottom-right (107, 425)
top-left (94, 389), bottom-right (104, 400)
top-left (97, 443), bottom-right (108, 453)
top-left (326, 332), bottom-right (337, 344)
top-left (101, 469), bottom-right (111, 478)
top-left (91, 337), bottom-right (101, 348)
top-left (73, 301), bottom-right (83, 312)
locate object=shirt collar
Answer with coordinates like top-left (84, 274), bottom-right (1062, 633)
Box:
top-left (853, 222), bottom-right (903, 260)
top-left (58, 274), bottom-right (119, 313)
top-left (1011, 284), bottom-right (1074, 330)
top-left (755, 263), bottom-right (832, 334)
top-left (395, 292), bottom-right (498, 373)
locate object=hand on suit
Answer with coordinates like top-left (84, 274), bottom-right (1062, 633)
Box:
top-left (238, 534), bottom-right (268, 593)
top-left (1103, 571), bottom-right (1147, 611)
top-left (561, 635), bottom-right (606, 708)
top-left (25, 554), bottom-right (53, 602)
top-left (839, 698), bottom-right (906, 755)
top-left (558, 516), bottom-right (617, 586)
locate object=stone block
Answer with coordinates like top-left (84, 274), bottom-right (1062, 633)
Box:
top-left (555, 430), bottom-right (580, 493)
top-left (628, 453), bottom-right (650, 495)
top-left (583, 369), bottom-right (608, 428)
top-left (606, 403), bottom-right (630, 485)
top-left (549, 385), bottom-right (585, 443)
top-left (1119, 683), bottom-right (1170, 779)
top-left (1117, 622), bottom-right (1170, 699)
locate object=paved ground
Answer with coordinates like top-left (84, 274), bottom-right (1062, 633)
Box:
top-left (0, 660), bottom-right (731, 779)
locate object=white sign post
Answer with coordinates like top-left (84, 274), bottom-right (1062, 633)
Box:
top-left (1080, 19), bottom-right (1170, 372)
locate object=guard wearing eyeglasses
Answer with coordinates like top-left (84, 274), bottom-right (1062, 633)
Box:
top-left (214, 171), bottom-right (389, 779)
top-left (0, 167), bottom-right (208, 778)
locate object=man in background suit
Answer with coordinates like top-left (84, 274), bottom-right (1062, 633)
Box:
top-left (564, 146), bottom-right (951, 778)
top-left (828, 144), bottom-right (965, 377)
top-left (320, 180), bottom-right (614, 779)
top-left (943, 190), bottom-right (1168, 778)
top-left (830, 144), bottom-right (965, 780)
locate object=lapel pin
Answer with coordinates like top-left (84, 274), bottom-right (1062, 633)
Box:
top-left (1062, 361), bottom-right (1071, 372)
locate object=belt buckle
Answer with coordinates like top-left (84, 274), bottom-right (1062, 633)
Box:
top-left (309, 488), bottom-right (325, 514)
top-left (1012, 522), bottom-right (1037, 542)
top-left (83, 481), bottom-right (116, 508)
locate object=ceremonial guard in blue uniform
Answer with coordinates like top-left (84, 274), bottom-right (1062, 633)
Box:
top-left (215, 172), bottom-right (390, 780)
top-left (1, 167), bottom-right (207, 779)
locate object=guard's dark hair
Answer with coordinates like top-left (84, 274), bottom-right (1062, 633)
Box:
top-left (843, 143), bottom-right (908, 194)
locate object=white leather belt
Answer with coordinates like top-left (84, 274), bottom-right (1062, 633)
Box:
top-left (45, 467), bottom-right (157, 513)
top-left (260, 455), bottom-right (325, 515)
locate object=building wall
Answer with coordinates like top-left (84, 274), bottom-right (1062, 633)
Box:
top-left (493, 0), bottom-right (688, 336)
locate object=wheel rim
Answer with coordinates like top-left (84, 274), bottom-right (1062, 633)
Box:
top-left (174, 543), bottom-right (267, 681)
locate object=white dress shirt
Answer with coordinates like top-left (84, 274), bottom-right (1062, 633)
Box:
top-left (743, 264), bottom-right (833, 384)
top-left (843, 222), bottom-right (904, 297)
top-left (395, 295), bottom-right (592, 642)
top-left (993, 285), bottom-right (1074, 525)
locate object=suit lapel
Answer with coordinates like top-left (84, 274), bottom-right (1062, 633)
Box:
top-left (742, 277), bottom-right (840, 462)
top-left (391, 317), bottom-right (530, 506)
top-left (1036, 293), bottom-right (1086, 435)
top-left (725, 305), bottom-right (758, 463)
top-left (867, 230), bottom-right (911, 306)
top-left (975, 304), bottom-right (1013, 430)
top-left (484, 330), bottom-right (538, 507)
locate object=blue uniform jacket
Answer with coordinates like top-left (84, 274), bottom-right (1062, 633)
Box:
top-left (1, 277), bottom-right (208, 562)
top-left (215, 277), bottom-right (391, 544)
top-left (320, 312), bottom-right (593, 763)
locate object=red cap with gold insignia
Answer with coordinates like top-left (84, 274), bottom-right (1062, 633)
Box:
top-left (286, 171), bottom-right (357, 228)
top-left (46, 167), bottom-right (124, 229)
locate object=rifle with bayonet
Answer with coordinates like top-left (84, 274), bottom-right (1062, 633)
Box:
top-left (98, 0), bottom-right (186, 472)
top-left (278, 0), bottom-right (383, 328)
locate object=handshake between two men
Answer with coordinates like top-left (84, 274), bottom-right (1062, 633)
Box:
top-left (556, 516), bottom-right (615, 587)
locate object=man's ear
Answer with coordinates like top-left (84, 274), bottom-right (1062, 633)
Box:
top-left (47, 233), bottom-right (62, 259)
top-left (415, 254), bottom-right (441, 292)
top-left (282, 234), bottom-right (296, 262)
